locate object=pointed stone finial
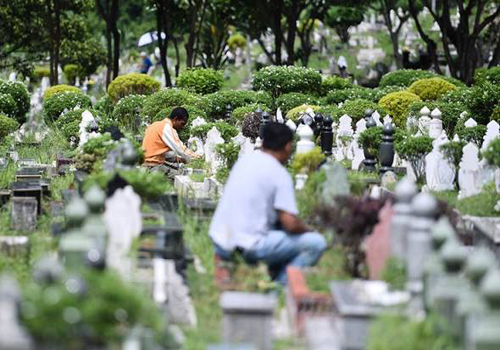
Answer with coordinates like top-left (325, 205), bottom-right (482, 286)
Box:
top-left (394, 177), bottom-right (418, 203)
top-left (431, 108), bottom-right (442, 120)
top-left (465, 248), bottom-right (496, 287)
top-left (84, 186), bottom-right (106, 214)
top-left (431, 217), bottom-right (454, 250)
top-left (65, 197), bottom-right (89, 228)
top-left (480, 268), bottom-right (500, 309)
top-left (420, 106), bottom-right (431, 117)
top-left (440, 236), bottom-right (467, 273)
top-left (411, 192), bottom-right (438, 218)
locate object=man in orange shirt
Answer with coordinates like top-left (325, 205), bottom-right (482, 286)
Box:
top-left (142, 107), bottom-right (198, 177)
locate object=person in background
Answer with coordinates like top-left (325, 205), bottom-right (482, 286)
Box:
top-left (142, 107), bottom-right (198, 178)
top-left (139, 51), bottom-right (153, 75)
top-left (209, 122), bottom-right (327, 285)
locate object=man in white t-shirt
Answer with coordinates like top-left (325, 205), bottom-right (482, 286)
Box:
top-left (209, 123), bottom-right (327, 284)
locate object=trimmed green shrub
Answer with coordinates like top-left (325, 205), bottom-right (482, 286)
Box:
top-left (0, 114), bottom-right (19, 139)
top-left (371, 86), bottom-right (406, 102)
top-left (318, 105), bottom-right (340, 120)
top-left (153, 105), bottom-right (207, 142)
top-left (408, 77), bottom-right (458, 101)
top-left (33, 67), bottom-right (50, 80)
top-left (286, 105), bottom-right (321, 123)
top-left (359, 127), bottom-right (383, 156)
top-left (407, 101), bottom-right (463, 136)
top-left (379, 91), bottom-right (421, 127)
top-left (379, 69), bottom-right (435, 87)
top-left (108, 73), bottom-right (160, 103)
top-left (336, 99), bottom-right (383, 124)
top-left (176, 68), bottom-right (223, 95)
top-left (395, 133), bottom-right (433, 183)
top-left (227, 33), bottom-right (246, 51)
top-left (475, 66), bottom-right (500, 85)
top-left (464, 82), bottom-right (500, 125)
top-left (141, 88), bottom-right (206, 122)
top-left (231, 103), bottom-right (270, 124)
top-left (321, 76), bottom-right (353, 95)
top-left (0, 80), bottom-right (30, 123)
top-left (252, 65), bottom-right (322, 98)
top-left (0, 93), bottom-right (16, 119)
top-left (203, 90), bottom-right (272, 120)
top-left (215, 141), bottom-right (241, 183)
top-left (438, 87), bottom-right (473, 105)
top-left (44, 84), bottom-right (81, 100)
top-left (94, 95), bottom-right (114, 117)
top-left (325, 87), bottom-right (371, 104)
top-left (190, 121), bottom-right (238, 142)
top-left (275, 93), bottom-right (320, 115)
top-left (43, 92), bottom-right (92, 122)
top-left (111, 95), bottom-right (146, 131)
top-left (458, 125), bottom-right (487, 146)
top-left (291, 147), bottom-right (325, 176)
top-left (63, 64), bottom-right (79, 85)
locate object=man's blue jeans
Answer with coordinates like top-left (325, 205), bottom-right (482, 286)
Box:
top-left (215, 230), bottom-right (327, 285)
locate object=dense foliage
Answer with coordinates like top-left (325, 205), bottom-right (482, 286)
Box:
top-left (321, 76), bottom-right (353, 95)
top-left (176, 68), bottom-right (224, 95)
top-left (358, 127), bottom-right (383, 156)
top-left (110, 95), bottom-right (145, 131)
top-left (43, 92), bottom-right (92, 122)
top-left (275, 93), bottom-right (320, 115)
top-left (108, 73), bottom-right (160, 103)
top-left (203, 90), bottom-right (272, 120)
top-left (336, 99), bottom-right (382, 123)
top-left (379, 91), bottom-right (421, 128)
top-left (0, 114), bottom-right (19, 139)
top-left (0, 93), bottom-right (16, 119)
top-left (395, 134), bottom-right (433, 182)
top-left (0, 80), bottom-right (30, 123)
top-left (44, 84), bottom-right (82, 100)
top-left (408, 77), bottom-right (458, 101)
top-left (140, 88), bottom-right (206, 122)
top-left (291, 147), bottom-right (325, 176)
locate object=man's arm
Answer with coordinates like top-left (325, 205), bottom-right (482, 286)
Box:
top-left (161, 122), bottom-right (198, 162)
top-left (278, 210), bottom-right (310, 234)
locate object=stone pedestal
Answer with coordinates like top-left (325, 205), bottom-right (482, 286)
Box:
top-left (11, 197), bottom-right (37, 232)
top-left (220, 292), bottom-right (277, 350)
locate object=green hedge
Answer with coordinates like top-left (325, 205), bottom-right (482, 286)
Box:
top-left (203, 90), bottom-right (272, 120)
top-left (286, 105), bottom-right (321, 123)
top-left (464, 82), bottom-right (500, 125)
top-left (0, 80), bottom-right (30, 123)
top-left (108, 73), bottom-right (160, 103)
top-left (0, 93), bottom-right (16, 119)
top-left (176, 68), bottom-right (224, 95)
top-left (252, 65), bottom-right (322, 98)
top-left (336, 99), bottom-right (383, 124)
top-left (190, 121), bottom-right (238, 142)
top-left (63, 64), bottom-right (79, 85)
top-left (379, 91), bottom-right (421, 128)
top-left (111, 95), bottom-right (146, 131)
top-left (275, 93), bottom-right (321, 115)
top-left (94, 95), bottom-right (114, 117)
top-left (0, 114), bottom-right (19, 139)
top-left (475, 66), bottom-right (500, 85)
top-left (140, 88), bottom-right (207, 122)
top-left (43, 92), bottom-right (92, 122)
top-left (379, 69), bottom-right (436, 87)
top-left (231, 103), bottom-right (270, 124)
top-left (408, 77), bottom-right (458, 101)
top-left (321, 76), bottom-right (353, 95)
top-left (325, 86), bottom-right (404, 104)
top-left (44, 84), bottom-right (81, 100)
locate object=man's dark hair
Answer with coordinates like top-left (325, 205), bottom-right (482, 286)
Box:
top-left (262, 122), bottom-right (294, 151)
top-left (169, 107), bottom-right (189, 121)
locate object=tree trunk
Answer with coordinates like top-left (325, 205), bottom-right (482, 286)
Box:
top-left (156, 1), bottom-right (171, 86)
top-left (185, 0), bottom-right (200, 67)
top-left (271, 0), bottom-right (283, 65)
top-left (111, 0), bottom-right (120, 79)
top-left (173, 37), bottom-right (181, 77)
top-left (285, 0), bottom-right (299, 65)
top-left (53, 1), bottom-right (61, 85)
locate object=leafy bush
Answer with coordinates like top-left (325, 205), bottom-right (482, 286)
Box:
top-left (483, 138), bottom-right (500, 167)
top-left (359, 127), bottom-right (383, 156)
top-left (286, 105), bottom-right (321, 123)
top-left (108, 73), bottom-right (161, 103)
top-left (381, 257), bottom-right (406, 290)
top-left (242, 111), bottom-right (264, 141)
top-left (336, 99), bottom-right (382, 124)
top-left (291, 147), bottom-right (325, 175)
top-left (63, 64), bottom-right (79, 85)
top-left (379, 91), bottom-right (421, 128)
top-left (215, 141), bottom-right (241, 183)
top-left (0, 114), bottom-right (19, 139)
top-left (252, 65), bottom-right (322, 98)
top-left (458, 125), bottom-right (487, 146)
top-left (464, 82), bottom-right (500, 125)
top-left (94, 95), bottom-right (114, 117)
top-left (318, 105), bottom-right (340, 120)
top-left (438, 87), bottom-right (472, 104)
top-left (275, 93), bottom-right (320, 115)
top-left (176, 68), bottom-right (223, 95)
top-left (395, 133), bottom-right (433, 183)
top-left (0, 80), bottom-right (30, 123)
top-left (408, 77), bottom-right (458, 101)
top-left (60, 37), bottom-right (107, 79)
top-left (153, 105), bottom-right (207, 141)
top-left (407, 101), bottom-right (463, 136)
top-left (325, 87), bottom-right (371, 104)
top-left (441, 140), bottom-right (465, 182)
top-left (321, 76), bottom-right (353, 95)
top-left (0, 93), bottom-right (16, 119)
top-left (203, 90), bottom-right (272, 120)
top-left (231, 103), bottom-right (270, 124)
top-left (44, 84), bottom-right (81, 100)
top-left (33, 67), bottom-right (50, 80)
top-left (74, 134), bottom-right (115, 172)
top-left (141, 88), bottom-right (206, 122)
top-left (475, 66), bottom-right (500, 85)
top-left (227, 33), bottom-right (246, 51)
top-left (190, 121), bottom-right (238, 142)
top-left (111, 95), bottom-right (146, 131)
top-left (43, 92), bottom-right (92, 122)
top-left (379, 69), bottom-right (435, 87)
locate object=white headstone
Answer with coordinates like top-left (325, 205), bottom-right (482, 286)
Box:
top-left (464, 118), bottom-right (477, 128)
top-left (104, 186), bottom-right (142, 276)
top-left (187, 136), bottom-right (205, 157)
top-left (191, 117), bottom-right (207, 128)
top-left (425, 132), bottom-right (455, 191)
top-left (285, 119), bottom-right (297, 133)
top-left (8, 72), bottom-right (16, 82)
top-left (335, 114), bottom-right (353, 161)
top-left (428, 108), bottom-right (443, 139)
top-left (383, 115), bottom-right (393, 125)
top-left (481, 120), bottom-right (500, 153)
top-left (204, 127), bottom-right (224, 173)
top-left (296, 124), bottom-right (315, 154)
top-left (78, 110), bottom-right (99, 148)
top-left (458, 142), bottom-right (482, 199)
top-left (453, 134), bottom-right (460, 142)
top-left (276, 108), bottom-right (284, 123)
top-left (418, 106), bottom-right (431, 134)
top-left (372, 111), bottom-right (383, 127)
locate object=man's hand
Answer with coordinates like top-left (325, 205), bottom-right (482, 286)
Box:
top-left (278, 210), bottom-right (310, 234)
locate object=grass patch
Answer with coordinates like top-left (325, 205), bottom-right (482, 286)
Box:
top-left (305, 245), bottom-right (350, 293)
top-left (433, 183), bottom-right (500, 217)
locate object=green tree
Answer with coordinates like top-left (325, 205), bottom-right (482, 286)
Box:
top-left (95, 0), bottom-right (120, 87)
top-left (324, 5), bottom-right (366, 44)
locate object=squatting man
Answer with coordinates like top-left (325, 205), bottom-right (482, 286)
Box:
top-left (210, 122), bottom-right (327, 284)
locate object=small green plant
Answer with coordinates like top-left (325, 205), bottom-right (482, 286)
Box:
top-left (379, 91), bottom-right (421, 128)
top-left (94, 95), bottom-right (114, 117)
top-left (0, 93), bottom-right (16, 119)
top-left (408, 77), bottom-right (458, 101)
top-left (336, 98), bottom-right (382, 124)
top-left (395, 133), bottom-right (433, 183)
top-left (458, 125), bottom-right (487, 147)
top-left (44, 84), bottom-right (81, 100)
top-left (379, 69), bottom-right (436, 87)
top-left (108, 73), bottom-right (160, 103)
top-left (320, 76), bottom-right (353, 95)
top-left (285, 104), bottom-right (320, 123)
top-left (252, 65), bottom-right (322, 98)
top-left (483, 138), bottom-right (500, 167)
top-left (110, 94), bottom-right (145, 131)
top-left (176, 68), bottom-right (224, 95)
top-left (358, 127), bottom-right (383, 156)
top-left (33, 67), bottom-right (51, 80)
top-left (0, 114), bottom-right (19, 139)
top-left (215, 141), bottom-right (240, 183)
top-left (0, 80), bottom-right (30, 123)
top-left (464, 82), bottom-right (500, 125)
top-left (43, 92), bottom-right (92, 122)
top-left (227, 33), bottom-right (246, 51)
top-left (63, 64), bottom-right (79, 85)
top-left (440, 141), bottom-right (465, 187)
top-left (275, 92), bottom-right (320, 115)
top-left (381, 257), bottom-right (406, 290)
top-left (291, 147), bottom-right (325, 175)
top-left (231, 103), bottom-right (270, 124)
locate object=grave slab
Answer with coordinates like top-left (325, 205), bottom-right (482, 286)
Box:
top-left (11, 197), bottom-right (37, 232)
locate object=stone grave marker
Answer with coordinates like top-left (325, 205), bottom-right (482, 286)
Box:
top-left (296, 124), bottom-right (315, 154)
top-left (418, 106), bottom-right (431, 135)
top-left (372, 111), bottom-right (383, 127)
top-left (335, 114), bottom-right (353, 161)
top-left (425, 131), bottom-right (455, 191)
top-left (458, 142), bottom-right (482, 199)
top-left (464, 118), bottom-right (478, 128)
top-left (11, 182), bottom-right (42, 215)
top-left (204, 126), bottom-right (224, 173)
top-left (366, 202), bottom-right (394, 280)
top-left (351, 119), bottom-right (366, 170)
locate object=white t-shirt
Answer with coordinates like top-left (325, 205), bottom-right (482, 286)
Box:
top-left (209, 150), bottom-right (298, 251)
